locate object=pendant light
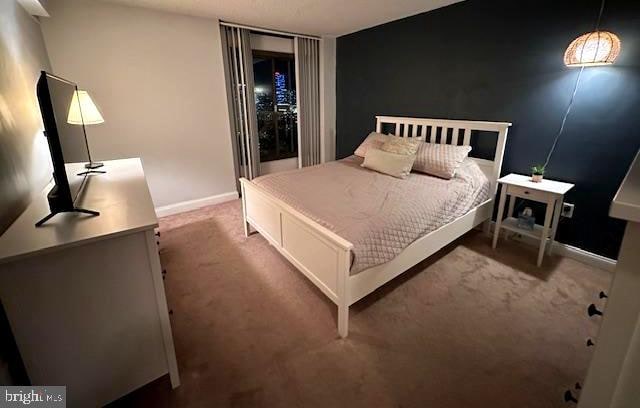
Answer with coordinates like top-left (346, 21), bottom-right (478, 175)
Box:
top-left (535, 0), bottom-right (620, 177)
top-left (564, 30), bottom-right (621, 67)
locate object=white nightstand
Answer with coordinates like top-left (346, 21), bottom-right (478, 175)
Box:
top-left (492, 173), bottom-right (574, 266)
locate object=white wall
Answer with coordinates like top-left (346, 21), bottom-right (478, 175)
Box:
top-left (0, 0), bottom-right (52, 232)
top-left (39, 0), bottom-right (237, 208)
top-left (320, 36), bottom-right (336, 162)
top-left (0, 0), bottom-right (53, 384)
top-left (0, 0), bottom-right (52, 230)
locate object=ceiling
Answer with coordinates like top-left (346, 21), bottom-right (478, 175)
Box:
top-left (101, 0), bottom-right (463, 36)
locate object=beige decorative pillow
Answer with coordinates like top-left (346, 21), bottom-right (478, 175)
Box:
top-left (380, 137), bottom-right (421, 155)
top-left (354, 132), bottom-right (390, 158)
top-left (361, 148), bottom-right (417, 179)
top-left (413, 143), bottom-right (472, 179)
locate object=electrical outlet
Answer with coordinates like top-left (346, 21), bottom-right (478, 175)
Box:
top-left (562, 202), bottom-right (575, 218)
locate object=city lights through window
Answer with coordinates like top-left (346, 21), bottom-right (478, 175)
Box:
top-left (253, 51), bottom-right (298, 162)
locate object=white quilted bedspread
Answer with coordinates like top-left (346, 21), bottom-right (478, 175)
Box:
top-left (252, 156), bottom-right (490, 275)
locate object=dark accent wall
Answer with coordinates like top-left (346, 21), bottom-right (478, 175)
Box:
top-left (336, 0), bottom-right (640, 259)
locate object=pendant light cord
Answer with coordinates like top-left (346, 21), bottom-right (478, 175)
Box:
top-left (543, 0), bottom-right (606, 170)
top-left (542, 66), bottom-right (584, 169)
top-left (595, 0), bottom-right (606, 31)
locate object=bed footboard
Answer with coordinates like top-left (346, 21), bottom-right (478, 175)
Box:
top-left (240, 178), bottom-right (492, 338)
top-left (240, 178), bottom-right (353, 337)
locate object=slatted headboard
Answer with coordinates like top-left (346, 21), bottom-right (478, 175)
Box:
top-left (375, 116), bottom-right (512, 194)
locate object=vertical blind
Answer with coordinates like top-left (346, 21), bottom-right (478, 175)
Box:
top-left (220, 26), bottom-right (260, 182)
top-left (294, 37), bottom-right (321, 168)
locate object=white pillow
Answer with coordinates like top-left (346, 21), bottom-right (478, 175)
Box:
top-left (413, 142), bottom-right (472, 179)
top-left (354, 132), bottom-right (390, 158)
top-left (361, 148), bottom-right (416, 179)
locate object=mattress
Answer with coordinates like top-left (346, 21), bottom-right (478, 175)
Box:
top-left (252, 156), bottom-right (490, 274)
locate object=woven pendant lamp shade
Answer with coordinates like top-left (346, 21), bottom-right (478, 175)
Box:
top-left (564, 31), bottom-right (621, 67)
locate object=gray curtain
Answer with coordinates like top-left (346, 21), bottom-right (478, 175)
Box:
top-left (221, 26), bottom-right (260, 184)
top-left (295, 37), bottom-right (321, 167)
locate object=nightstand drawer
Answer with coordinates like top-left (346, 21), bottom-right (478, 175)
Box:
top-left (506, 184), bottom-right (549, 202)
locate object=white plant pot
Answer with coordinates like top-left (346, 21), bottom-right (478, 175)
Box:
top-left (531, 174), bottom-right (544, 183)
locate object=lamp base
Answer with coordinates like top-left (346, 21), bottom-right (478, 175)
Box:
top-left (85, 162), bottom-right (104, 169)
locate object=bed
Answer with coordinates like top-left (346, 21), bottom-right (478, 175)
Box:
top-left (240, 116), bottom-right (511, 337)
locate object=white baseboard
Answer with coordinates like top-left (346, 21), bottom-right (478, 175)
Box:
top-left (489, 221), bottom-right (617, 272)
top-left (155, 191), bottom-right (239, 218)
top-left (551, 242), bottom-right (617, 272)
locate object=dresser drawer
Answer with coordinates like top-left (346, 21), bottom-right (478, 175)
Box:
top-left (506, 184), bottom-right (550, 202)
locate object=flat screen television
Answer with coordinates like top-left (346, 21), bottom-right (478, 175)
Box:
top-left (35, 72), bottom-right (100, 226)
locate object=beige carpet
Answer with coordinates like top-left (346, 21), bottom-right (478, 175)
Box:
top-left (111, 200), bottom-right (610, 408)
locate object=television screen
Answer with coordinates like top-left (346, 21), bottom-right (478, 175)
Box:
top-left (43, 73), bottom-right (91, 203)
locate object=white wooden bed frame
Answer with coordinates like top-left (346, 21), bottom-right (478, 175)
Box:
top-left (240, 116), bottom-right (511, 337)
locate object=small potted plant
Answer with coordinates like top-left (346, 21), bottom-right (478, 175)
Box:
top-left (531, 164), bottom-right (545, 183)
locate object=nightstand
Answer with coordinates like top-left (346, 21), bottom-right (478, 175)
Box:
top-left (492, 173), bottom-right (574, 266)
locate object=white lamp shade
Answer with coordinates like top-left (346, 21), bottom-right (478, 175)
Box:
top-left (67, 90), bottom-right (104, 125)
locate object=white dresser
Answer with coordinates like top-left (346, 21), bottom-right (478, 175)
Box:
top-left (0, 158), bottom-right (179, 407)
top-left (578, 150), bottom-right (640, 408)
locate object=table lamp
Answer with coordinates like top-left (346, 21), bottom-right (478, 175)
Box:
top-left (68, 90), bottom-right (105, 169)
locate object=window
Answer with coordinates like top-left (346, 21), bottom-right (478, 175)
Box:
top-left (253, 51), bottom-right (297, 162)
